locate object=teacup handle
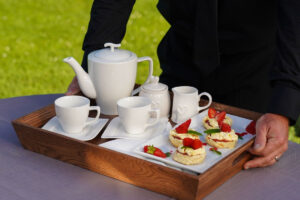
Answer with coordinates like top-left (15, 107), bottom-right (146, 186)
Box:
top-left (197, 92), bottom-right (212, 111)
top-left (85, 106), bottom-right (101, 126)
top-left (131, 56), bottom-right (154, 96)
top-left (146, 108), bottom-right (160, 127)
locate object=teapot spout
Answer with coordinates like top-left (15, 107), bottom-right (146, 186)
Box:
top-left (63, 57), bottom-right (97, 99)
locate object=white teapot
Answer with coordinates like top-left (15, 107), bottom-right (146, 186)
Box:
top-left (139, 76), bottom-right (171, 118)
top-left (64, 43), bottom-right (153, 115)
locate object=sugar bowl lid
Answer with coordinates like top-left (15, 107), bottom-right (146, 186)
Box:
top-left (141, 76), bottom-right (168, 92)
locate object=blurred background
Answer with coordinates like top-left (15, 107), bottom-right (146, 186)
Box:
top-left (0, 0), bottom-right (299, 141)
top-left (0, 0), bottom-right (169, 98)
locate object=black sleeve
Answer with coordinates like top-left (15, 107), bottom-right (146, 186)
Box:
top-left (81, 0), bottom-right (136, 71)
top-left (268, 0), bottom-right (300, 123)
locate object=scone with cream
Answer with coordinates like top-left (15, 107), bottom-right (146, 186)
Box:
top-left (203, 108), bottom-right (232, 129)
top-left (205, 123), bottom-right (238, 149)
top-left (173, 138), bottom-right (206, 165)
top-left (169, 119), bottom-right (201, 147)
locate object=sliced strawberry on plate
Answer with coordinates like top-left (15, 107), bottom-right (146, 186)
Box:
top-left (154, 149), bottom-right (167, 158)
top-left (192, 139), bottom-right (203, 149)
top-left (246, 120), bottom-right (256, 135)
top-left (215, 111), bottom-right (226, 123)
top-left (208, 108), bottom-right (217, 118)
top-left (175, 119), bottom-right (191, 133)
top-left (144, 145), bottom-right (155, 154)
top-left (183, 138), bottom-right (194, 146)
top-left (144, 145), bottom-right (167, 158)
top-left (220, 122), bottom-right (231, 132)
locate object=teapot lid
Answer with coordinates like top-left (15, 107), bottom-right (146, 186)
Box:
top-left (90, 43), bottom-right (136, 63)
top-left (142, 76), bottom-right (168, 92)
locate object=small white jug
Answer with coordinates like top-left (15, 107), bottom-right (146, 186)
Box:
top-left (171, 86), bottom-right (212, 123)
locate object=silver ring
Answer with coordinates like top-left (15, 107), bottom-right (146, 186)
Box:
top-left (275, 156), bottom-right (279, 162)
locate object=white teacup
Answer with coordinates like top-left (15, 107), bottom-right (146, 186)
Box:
top-left (117, 96), bottom-right (160, 134)
top-left (171, 86), bottom-right (212, 123)
top-left (55, 96), bottom-right (100, 134)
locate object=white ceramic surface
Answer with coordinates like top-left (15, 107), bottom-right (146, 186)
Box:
top-left (42, 116), bottom-right (108, 141)
top-left (63, 43), bottom-right (154, 115)
top-left (117, 96), bottom-right (160, 134)
top-left (139, 76), bottom-right (171, 118)
top-left (54, 96), bottom-right (100, 134)
top-left (135, 109), bottom-right (255, 174)
top-left (101, 117), bottom-right (168, 139)
top-left (171, 86), bottom-right (212, 123)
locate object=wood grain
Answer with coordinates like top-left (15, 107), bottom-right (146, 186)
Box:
top-left (12, 98), bottom-right (261, 200)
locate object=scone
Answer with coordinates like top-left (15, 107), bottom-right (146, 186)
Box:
top-left (173, 138), bottom-right (206, 165)
top-left (169, 119), bottom-right (200, 147)
top-left (203, 108), bottom-right (232, 129)
top-left (205, 123), bottom-right (238, 149)
top-left (169, 129), bottom-right (199, 147)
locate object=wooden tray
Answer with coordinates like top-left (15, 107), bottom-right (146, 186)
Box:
top-left (12, 99), bottom-right (261, 200)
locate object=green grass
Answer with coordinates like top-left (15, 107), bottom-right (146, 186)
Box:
top-left (0, 0), bottom-right (169, 97)
top-left (0, 0), bottom-right (299, 143)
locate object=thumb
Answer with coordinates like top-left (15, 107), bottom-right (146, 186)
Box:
top-left (249, 118), bottom-right (268, 154)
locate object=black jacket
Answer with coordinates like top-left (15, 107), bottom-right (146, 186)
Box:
top-left (81, 0), bottom-right (300, 122)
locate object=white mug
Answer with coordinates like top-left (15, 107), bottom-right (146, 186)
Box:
top-left (171, 86), bottom-right (212, 123)
top-left (55, 96), bottom-right (100, 134)
top-left (117, 96), bottom-right (160, 134)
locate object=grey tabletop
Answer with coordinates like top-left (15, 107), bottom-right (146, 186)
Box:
top-left (0, 94), bottom-right (299, 200)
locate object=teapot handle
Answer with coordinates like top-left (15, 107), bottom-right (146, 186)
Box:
top-left (131, 56), bottom-right (153, 96)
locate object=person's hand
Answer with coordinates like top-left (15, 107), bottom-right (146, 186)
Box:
top-left (65, 76), bottom-right (81, 95)
top-left (244, 113), bottom-right (289, 169)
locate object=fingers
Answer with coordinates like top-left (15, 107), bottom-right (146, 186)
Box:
top-left (249, 116), bottom-right (268, 154)
top-left (66, 86), bottom-right (81, 95)
top-left (65, 77), bottom-right (81, 95)
top-left (244, 149), bottom-right (283, 169)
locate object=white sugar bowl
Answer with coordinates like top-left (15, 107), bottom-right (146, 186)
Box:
top-left (139, 76), bottom-right (170, 118)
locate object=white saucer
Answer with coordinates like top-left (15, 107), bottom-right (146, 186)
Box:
top-left (101, 117), bottom-right (169, 140)
top-left (42, 116), bottom-right (109, 141)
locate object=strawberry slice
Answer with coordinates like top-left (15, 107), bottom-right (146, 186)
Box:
top-left (208, 108), bottom-right (217, 118)
top-left (192, 139), bottom-right (203, 149)
top-left (183, 138), bottom-right (194, 146)
top-left (215, 111), bottom-right (226, 123)
top-left (175, 119), bottom-right (191, 133)
top-left (246, 120), bottom-right (256, 135)
top-left (144, 145), bottom-right (167, 158)
top-left (154, 149), bottom-right (166, 158)
top-left (220, 122), bottom-right (231, 132)
top-left (144, 145), bottom-right (156, 154)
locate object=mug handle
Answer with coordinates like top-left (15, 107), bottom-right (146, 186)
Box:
top-left (197, 92), bottom-right (212, 111)
top-left (146, 108), bottom-right (160, 127)
top-left (85, 106), bottom-right (101, 126)
top-left (131, 56), bottom-right (154, 96)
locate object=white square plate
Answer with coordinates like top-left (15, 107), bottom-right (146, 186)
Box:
top-left (134, 110), bottom-right (255, 174)
top-left (101, 117), bottom-right (169, 140)
top-left (42, 116), bottom-right (109, 141)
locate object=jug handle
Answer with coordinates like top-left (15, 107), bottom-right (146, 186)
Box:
top-left (131, 56), bottom-right (153, 96)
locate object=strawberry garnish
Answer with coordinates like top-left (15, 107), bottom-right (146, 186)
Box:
top-left (182, 139), bottom-right (203, 150)
top-left (215, 111), bottom-right (226, 123)
top-left (208, 108), bottom-right (217, 118)
top-left (175, 119), bottom-right (191, 133)
top-left (246, 120), bottom-right (256, 135)
top-left (220, 122), bottom-right (231, 132)
top-left (154, 149), bottom-right (167, 158)
top-left (210, 147), bottom-right (221, 155)
top-left (183, 138), bottom-right (194, 146)
top-left (236, 132), bottom-right (248, 140)
top-left (191, 139), bottom-right (202, 149)
top-left (143, 145), bottom-right (169, 158)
